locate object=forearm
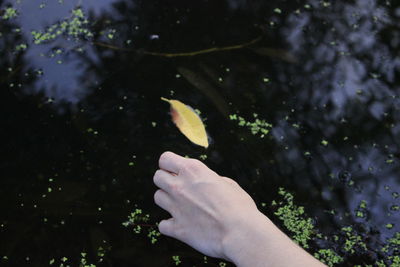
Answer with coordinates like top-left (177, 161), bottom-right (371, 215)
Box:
top-left (222, 211), bottom-right (326, 267)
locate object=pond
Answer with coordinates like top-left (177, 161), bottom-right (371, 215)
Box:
top-left (0, 0), bottom-right (399, 266)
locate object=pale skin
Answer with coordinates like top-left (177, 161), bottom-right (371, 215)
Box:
top-left (153, 151), bottom-right (326, 267)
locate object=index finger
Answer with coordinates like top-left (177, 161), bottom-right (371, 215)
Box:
top-left (159, 151), bottom-right (186, 174)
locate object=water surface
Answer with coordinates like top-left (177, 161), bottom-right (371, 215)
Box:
top-left (1, 0), bottom-right (399, 266)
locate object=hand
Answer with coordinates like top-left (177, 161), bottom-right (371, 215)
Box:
top-left (153, 151), bottom-right (326, 267)
top-left (153, 151), bottom-right (262, 260)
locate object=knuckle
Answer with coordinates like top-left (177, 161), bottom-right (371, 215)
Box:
top-left (222, 176), bottom-right (236, 185)
top-left (182, 158), bottom-right (202, 172)
top-left (170, 183), bottom-right (184, 196)
top-left (226, 177), bottom-right (239, 186)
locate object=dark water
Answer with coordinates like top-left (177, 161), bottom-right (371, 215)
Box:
top-left (1, 0), bottom-right (399, 266)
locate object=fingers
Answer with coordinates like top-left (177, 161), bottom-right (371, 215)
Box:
top-left (153, 169), bottom-right (177, 193)
top-left (158, 217), bottom-right (176, 238)
top-left (159, 151), bottom-right (186, 174)
top-left (154, 189), bottom-right (175, 216)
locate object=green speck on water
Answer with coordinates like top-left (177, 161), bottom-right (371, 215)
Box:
top-left (359, 200), bottom-right (367, 209)
top-left (199, 154), bottom-right (207, 160)
top-left (321, 140), bottom-right (329, 146)
top-left (172, 255), bottom-right (181, 265)
top-left (97, 246), bottom-right (105, 258)
top-left (390, 205), bottom-right (399, 211)
top-left (2, 7), bottom-right (17, 20)
top-left (273, 8), bottom-right (282, 14)
top-left (147, 229), bottom-right (161, 244)
top-left (15, 43), bottom-right (27, 51)
top-left (49, 258), bottom-right (55, 265)
top-left (356, 211), bottom-right (364, 218)
top-left (229, 114), bottom-right (237, 120)
top-left (321, 1), bottom-right (331, 7)
top-left (386, 223), bottom-right (394, 229)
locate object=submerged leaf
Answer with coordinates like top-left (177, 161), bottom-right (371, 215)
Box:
top-left (161, 97), bottom-right (209, 148)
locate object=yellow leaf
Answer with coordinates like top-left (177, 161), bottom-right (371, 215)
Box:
top-left (161, 97), bottom-right (209, 148)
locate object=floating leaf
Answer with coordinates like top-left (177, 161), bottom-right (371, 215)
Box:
top-left (161, 97), bottom-right (209, 148)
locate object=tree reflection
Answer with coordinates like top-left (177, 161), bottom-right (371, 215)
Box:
top-left (1, 0), bottom-right (399, 265)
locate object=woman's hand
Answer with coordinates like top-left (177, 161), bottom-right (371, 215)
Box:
top-left (153, 151), bottom-right (261, 260)
top-left (153, 151), bottom-right (326, 267)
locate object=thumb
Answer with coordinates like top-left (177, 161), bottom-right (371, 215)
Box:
top-left (158, 217), bottom-right (176, 237)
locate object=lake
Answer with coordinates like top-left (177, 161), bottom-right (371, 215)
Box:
top-left (0, 0), bottom-right (399, 266)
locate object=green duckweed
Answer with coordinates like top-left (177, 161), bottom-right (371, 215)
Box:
top-left (2, 7), bottom-right (17, 20)
top-left (31, 8), bottom-right (93, 44)
top-left (273, 188), bottom-right (315, 248)
top-left (314, 249), bottom-right (343, 267)
top-left (230, 113), bottom-right (272, 138)
top-left (172, 255), bottom-right (181, 265)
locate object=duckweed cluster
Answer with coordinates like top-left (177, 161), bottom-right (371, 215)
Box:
top-left (381, 232), bottom-right (400, 265)
top-left (172, 255), bottom-right (181, 265)
top-left (341, 226), bottom-right (367, 254)
top-left (15, 43), bottom-right (27, 52)
top-left (272, 188), bottom-right (315, 248)
top-left (229, 113), bottom-right (272, 138)
top-left (31, 8), bottom-right (93, 44)
top-left (2, 7), bottom-right (17, 20)
top-left (48, 252), bottom-right (98, 267)
top-left (355, 200), bottom-right (367, 218)
top-left (122, 208), bottom-right (150, 233)
top-left (79, 253), bottom-right (96, 267)
top-left (122, 208), bottom-right (161, 244)
top-left (272, 189), bottom-right (400, 266)
top-left (314, 249), bottom-right (343, 267)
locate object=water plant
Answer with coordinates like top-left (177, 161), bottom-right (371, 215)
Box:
top-left (271, 189), bottom-right (400, 266)
top-left (31, 7), bottom-right (92, 44)
top-left (230, 113), bottom-right (272, 138)
top-left (2, 7), bottom-right (17, 20)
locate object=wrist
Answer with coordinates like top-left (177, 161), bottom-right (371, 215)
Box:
top-left (221, 211), bottom-right (275, 265)
top-left (221, 211), bottom-right (326, 267)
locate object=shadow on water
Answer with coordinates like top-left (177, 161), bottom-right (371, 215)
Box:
top-left (0, 0), bottom-right (399, 266)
